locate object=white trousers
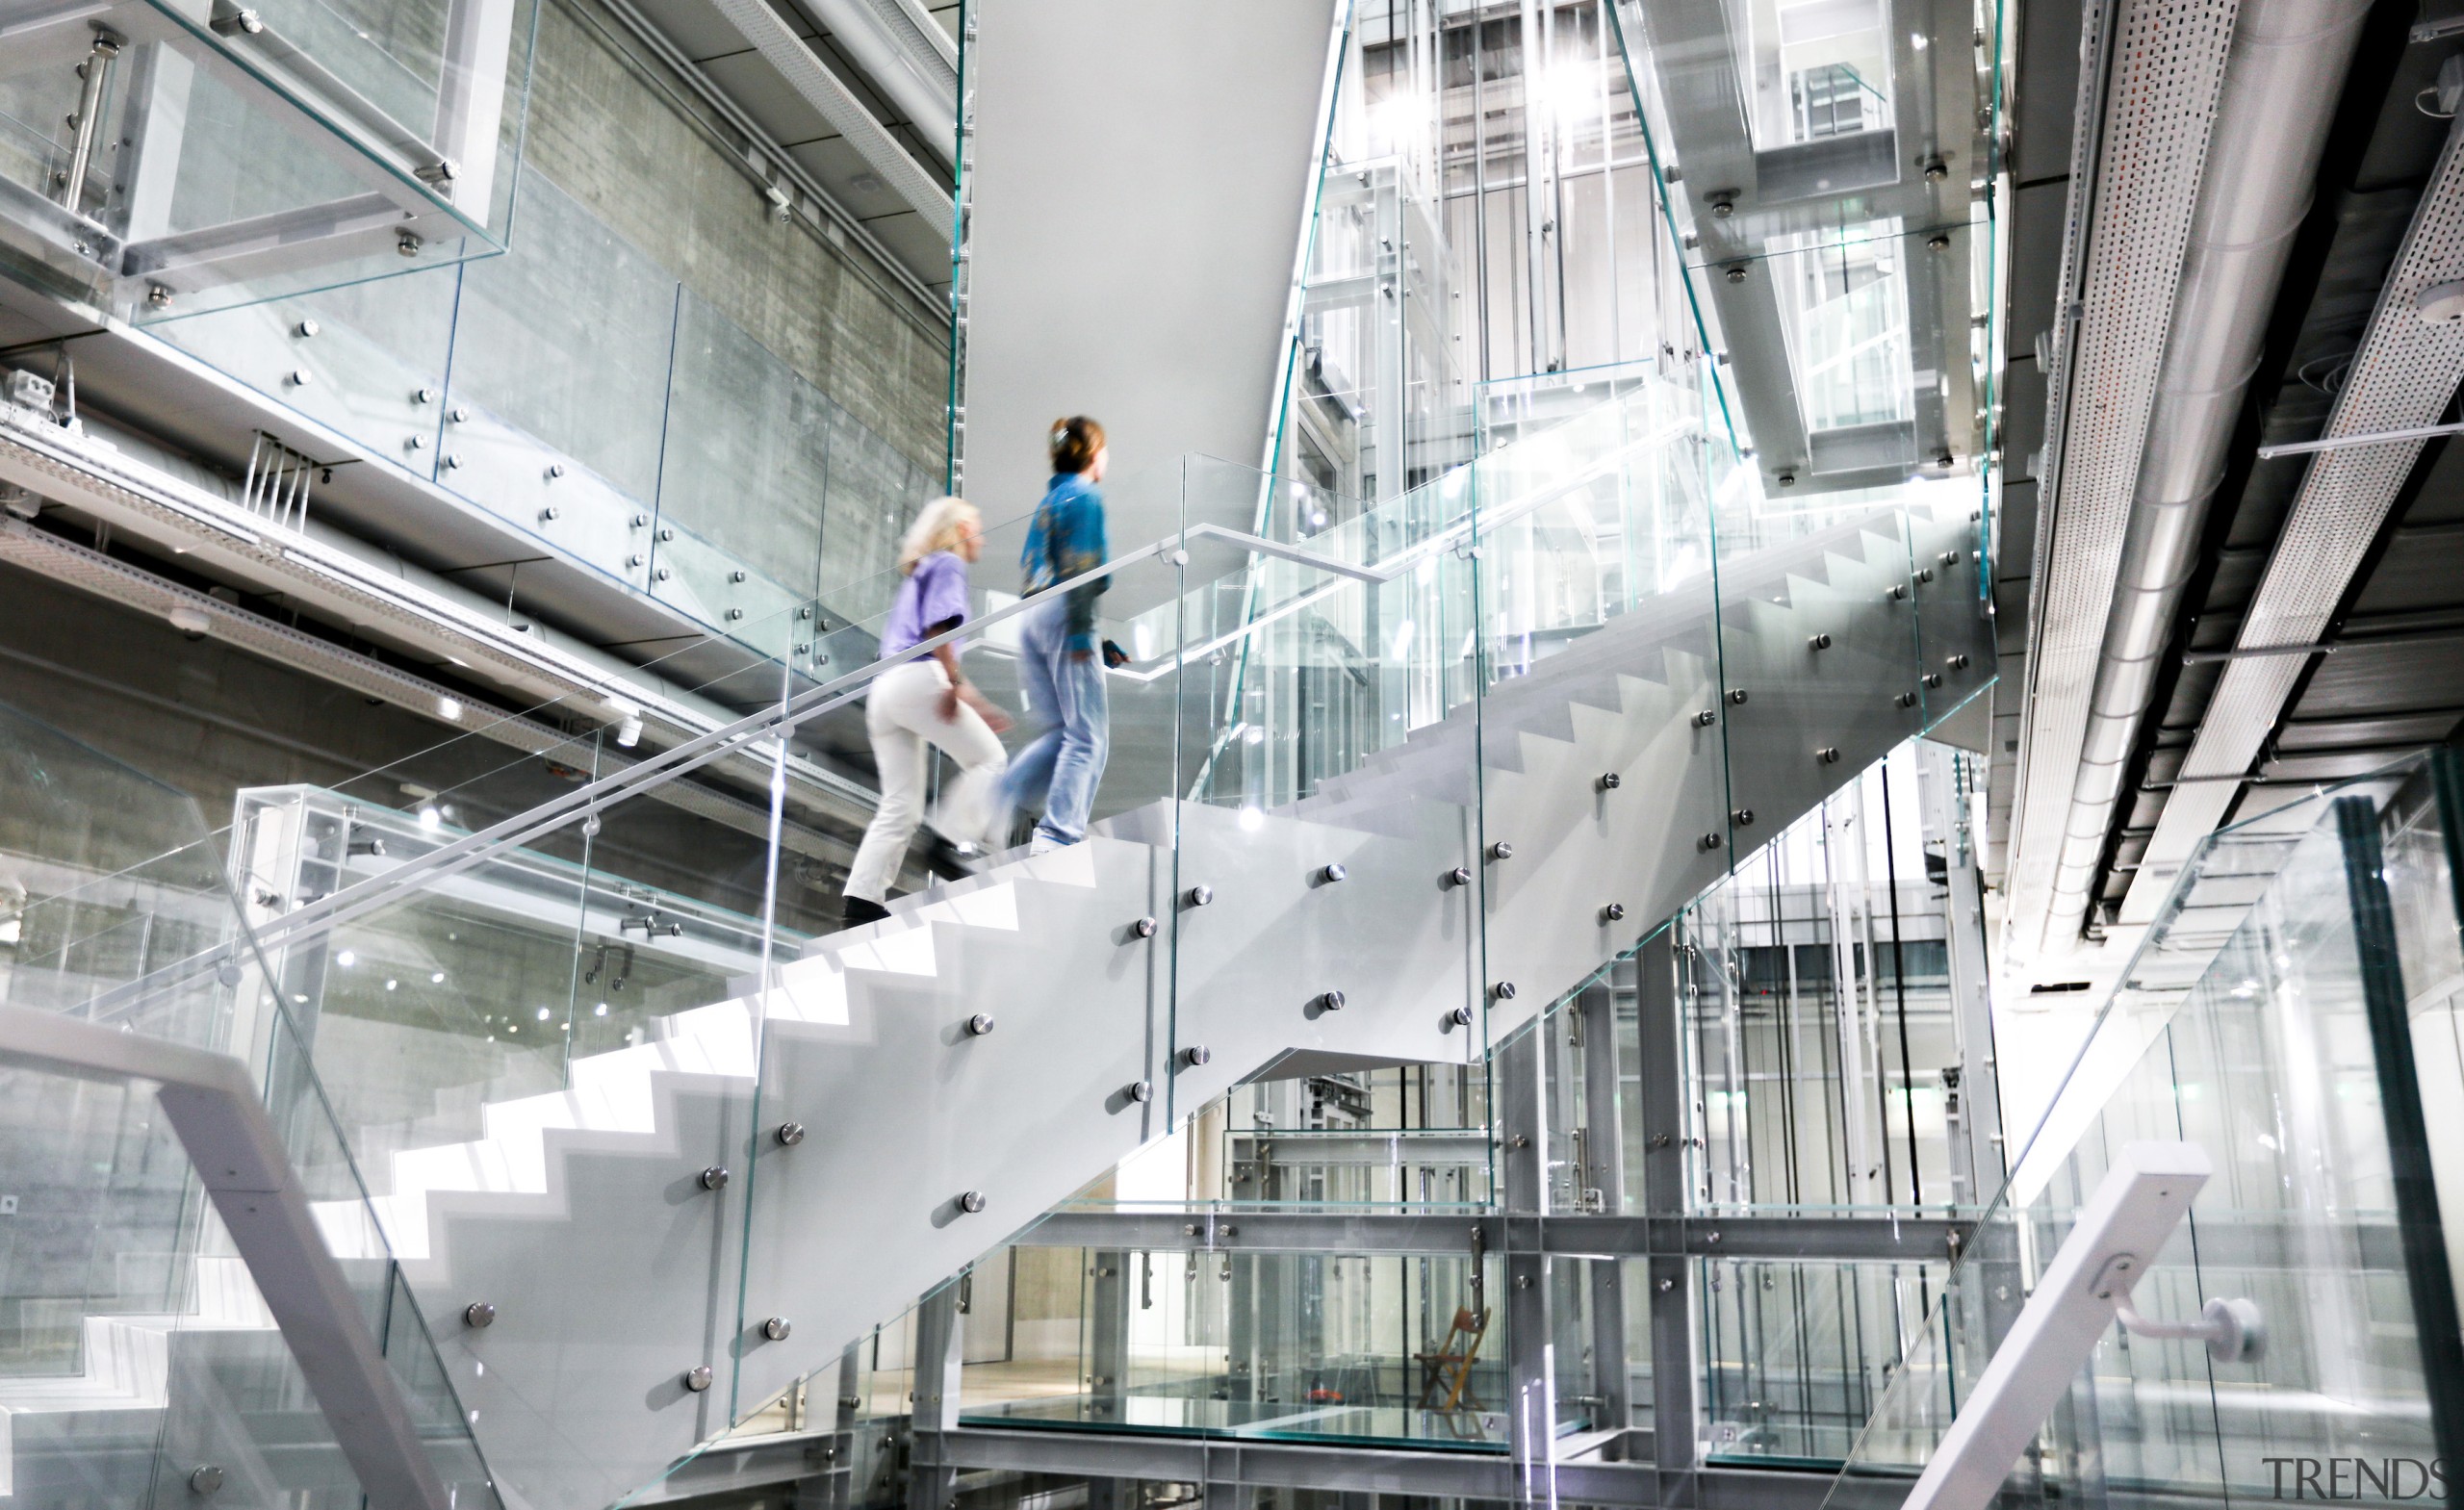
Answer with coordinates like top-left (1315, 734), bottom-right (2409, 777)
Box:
top-left (844, 658), bottom-right (1010, 904)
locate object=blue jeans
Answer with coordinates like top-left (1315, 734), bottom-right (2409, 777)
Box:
top-left (999, 597), bottom-right (1110, 846)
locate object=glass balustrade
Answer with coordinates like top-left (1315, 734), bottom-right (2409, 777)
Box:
top-left (127, 168), bottom-right (947, 663)
top-left (0, 0), bottom-right (532, 316)
top-left (0, 698), bottom-right (499, 1509)
top-left (1821, 752), bottom-right (2464, 1510)
top-left (16, 363), bottom-right (2007, 1502)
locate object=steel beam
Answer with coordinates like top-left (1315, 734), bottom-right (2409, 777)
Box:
top-left (626, 1421), bottom-right (1860, 1508)
top-left (924, 1426), bottom-right (1848, 1508)
top-left (1017, 1208), bottom-right (1970, 1260)
top-left (1499, 1022), bottom-right (1555, 1478)
top-left (905, 1285), bottom-right (962, 1510)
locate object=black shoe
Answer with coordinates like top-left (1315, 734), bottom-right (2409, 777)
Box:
top-left (840, 896), bottom-right (890, 929)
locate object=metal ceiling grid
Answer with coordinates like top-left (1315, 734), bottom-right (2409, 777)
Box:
top-left (2119, 115), bottom-right (2464, 921)
top-left (2005, 0), bottom-right (2239, 961)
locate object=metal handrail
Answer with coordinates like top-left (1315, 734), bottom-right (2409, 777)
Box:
top-left (77, 422), bottom-right (1688, 1021)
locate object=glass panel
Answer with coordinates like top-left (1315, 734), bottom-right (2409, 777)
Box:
top-left (440, 173), bottom-right (679, 592)
top-left (730, 509), bottom-right (1191, 1444)
top-left (0, 700), bottom-right (234, 1039)
top-left (651, 290), bottom-right (835, 645)
top-left (1470, 379), bottom-right (1732, 1021)
top-left (1678, 750), bottom-right (1966, 1217)
top-left (146, 261), bottom-right (462, 472)
top-left (1733, 0), bottom-right (1896, 151)
top-left (1823, 760), bottom-right (2462, 1510)
top-left (955, 1242), bottom-right (1508, 1451)
top-left (1765, 225), bottom-right (1917, 436)
top-left (1698, 1257), bottom-right (1941, 1466)
top-left (2383, 765), bottom-right (2464, 1320)
top-left (0, 0), bottom-right (533, 319)
top-left (1906, 499), bottom-right (1993, 721)
top-left (1712, 472), bottom-right (1927, 849)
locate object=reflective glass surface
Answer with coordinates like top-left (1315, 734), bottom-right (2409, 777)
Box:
top-left (1823, 758), bottom-right (2464, 1510)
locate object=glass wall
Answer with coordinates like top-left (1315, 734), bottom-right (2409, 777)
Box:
top-left (0, 342), bottom-right (2002, 1507)
top-left (1824, 754), bottom-right (2464, 1510)
top-left (955, 1242), bottom-right (1507, 1451)
top-left (141, 169), bottom-right (944, 665)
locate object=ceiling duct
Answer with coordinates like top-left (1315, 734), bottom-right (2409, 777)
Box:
top-left (2002, 0), bottom-right (2363, 963)
top-left (792, 0), bottom-right (958, 162)
top-left (2118, 114), bottom-right (2464, 919)
top-left (2038, 0), bottom-right (2371, 949)
top-left (704, 0), bottom-right (953, 225)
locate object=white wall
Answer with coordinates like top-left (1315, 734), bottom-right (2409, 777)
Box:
top-left (962, 0), bottom-right (1344, 550)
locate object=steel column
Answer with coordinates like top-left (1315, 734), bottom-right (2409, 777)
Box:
top-left (905, 1285), bottom-right (963, 1510)
top-left (1499, 1019), bottom-right (1558, 1488)
top-left (1580, 980), bottom-right (1634, 1429)
top-left (1634, 934), bottom-right (1697, 1490)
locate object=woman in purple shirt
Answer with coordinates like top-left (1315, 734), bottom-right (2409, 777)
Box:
top-left (841, 498), bottom-right (1013, 928)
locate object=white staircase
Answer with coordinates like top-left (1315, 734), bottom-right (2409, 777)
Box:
top-left (0, 499), bottom-right (1989, 1510)
top-left (0, 1256), bottom-right (295, 1505)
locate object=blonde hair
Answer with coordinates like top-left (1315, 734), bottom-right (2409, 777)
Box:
top-left (897, 497), bottom-right (980, 576)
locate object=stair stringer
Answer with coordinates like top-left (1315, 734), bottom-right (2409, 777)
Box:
top-left (703, 505), bottom-right (1994, 1483)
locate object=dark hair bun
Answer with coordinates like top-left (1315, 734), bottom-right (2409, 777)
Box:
top-left (1049, 415), bottom-right (1106, 473)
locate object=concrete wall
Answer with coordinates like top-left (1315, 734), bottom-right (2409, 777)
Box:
top-left (525, 0), bottom-right (950, 472)
top-left (0, 564), bottom-right (834, 935)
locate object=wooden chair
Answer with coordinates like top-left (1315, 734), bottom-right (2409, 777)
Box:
top-left (1414, 1306), bottom-right (1491, 1412)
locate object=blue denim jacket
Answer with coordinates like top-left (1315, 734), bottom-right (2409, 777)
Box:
top-left (1019, 472), bottom-right (1109, 653)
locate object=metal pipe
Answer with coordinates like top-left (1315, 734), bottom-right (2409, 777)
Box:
top-left (2042, 0), bottom-right (2371, 948)
top-left (2255, 417), bottom-right (2464, 459)
top-left (791, 0), bottom-right (958, 162)
top-left (59, 30), bottom-right (123, 217)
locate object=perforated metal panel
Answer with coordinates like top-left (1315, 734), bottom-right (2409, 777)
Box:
top-left (2005, 0), bottom-right (2240, 956)
top-left (2121, 118), bottom-right (2464, 920)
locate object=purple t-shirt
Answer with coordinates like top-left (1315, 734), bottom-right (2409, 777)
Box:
top-left (881, 550), bottom-right (970, 655)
